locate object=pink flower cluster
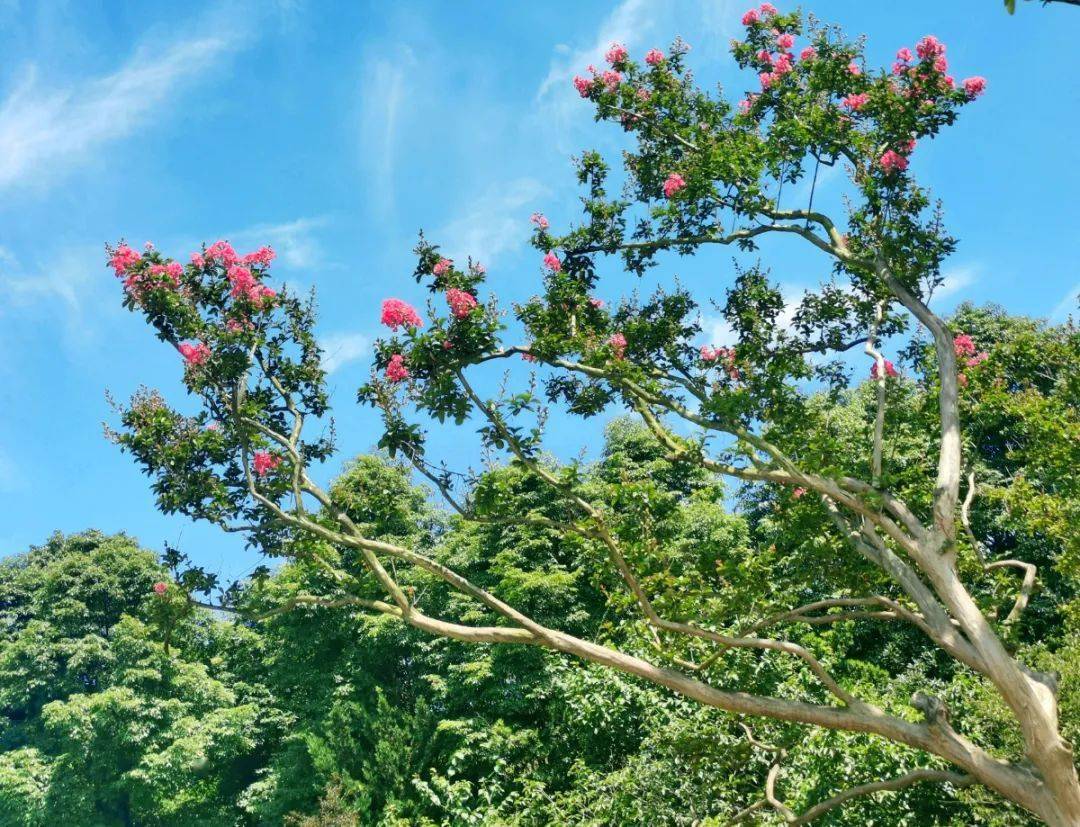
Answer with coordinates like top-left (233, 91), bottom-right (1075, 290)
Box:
top-left (206, 240), bottom-right (239, 266)
top-left (870, 359), bottom-right (899, 379)
top-left (608, 332), bottom-right (628, 360)
top-left (531, 212), bottom-right (549, 230)
top-left (252, 450), bottom-right (283, 477)
top-left (841, 93), bottom-right (869, 111)
top-left (385, 353), bottom-right (410, 382)
top-left (645, 48), bottom-right (665, 66)
top-left (916, 35), bottom-right (945, 61)
top-left (543, 251), bottom-right (562, 272)
top-left (381, 298), bottom-right (424, 330)
top-left (963, 76), bottom-right (987, 98)
top-left (799, 46), bottom-right (815, 61)
top-left (953, 332), bottom-right (989, 367)
top-left (663, 173), bottom-right (687, 198)
top-left (242, 246), bottom-right (275, 267)
top-left (109, 244), bottom-right (142, 276)
top-left (700, 345), bottom-right (740, 379)
top-left (574, 75), bottom-right (591, 97)
top-left (153, 581), bottom-right (168, 596)
top-left (601, 69), bottom-right (622, 92)
top-left (228, 265), bottom-right (276, 305)
top-left (446, 288), bottom-right (478, 319)
top-left (741, 3), bottom-right (777, 25)
top-left (433, 258), bottom-right (453, 276)
top-left (879, 149), bottom-right (909, 174)
top-left (605, 42), bottom-right (628, 64)
top-left (179, 341), bottom-right (211, 367)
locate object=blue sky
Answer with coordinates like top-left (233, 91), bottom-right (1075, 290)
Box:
top-left (1, 0), bottom-right (1077, 584)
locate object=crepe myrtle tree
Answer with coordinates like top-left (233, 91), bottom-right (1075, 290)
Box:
top-left (107, 6), bottom-right (1077, 824)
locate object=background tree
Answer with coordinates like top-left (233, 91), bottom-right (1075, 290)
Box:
top-left (105, 5), bottom-right (1078, 823)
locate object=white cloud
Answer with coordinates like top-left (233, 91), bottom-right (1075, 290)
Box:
top-left (1050, 282), bottom-right (1080, 323)
top-left (434, 178), bottom-right (550, 266)
top-left (320, 331), bottom-right (371, 374)
top-left (0, 10), bottom-right (250, 191)
top-left (0, 243), bottom-right (110, 349)
top-left (358, 47), bottom-right (414, 218)
top-left (229, 217), bottom-right (330, 270)
top-left (932, 264), bottom-right (978, 304)
top-left (535, 0), bottom-right (661, 142)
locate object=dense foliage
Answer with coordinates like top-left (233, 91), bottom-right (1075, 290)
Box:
top-left (2, 306), bottom-right (1077, 825)
top-left (51, 2), bottom-right (1080, 822)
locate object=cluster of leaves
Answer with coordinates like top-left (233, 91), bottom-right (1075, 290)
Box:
top-left (6, 307), bottom-right (1077, 822)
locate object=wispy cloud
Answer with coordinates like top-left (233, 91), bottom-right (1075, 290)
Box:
top-left (229, 217), bottom-right (331, 270)
top-left (932, 264), bottom-right (978, 305)
top-left (1050, 282), bottom-right (1080, 322)
top-left (434, 178), bottom-right (550, 266)
top-left (358, 46), bottom-right (414, 218)
top-left (0, 243), bottom-right (111, 349)
top-left (0, 9), bottom-right (250, 191)
top-left (535, 0), bottom-right (660, 143)
top-left (319, 331), bottom-right (371, 374)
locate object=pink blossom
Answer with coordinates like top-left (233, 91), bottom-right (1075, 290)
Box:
top-left (870, 359), bottom-right (899, 379)
top-left (800, 46), bottom-right (816, 61)
top-left (793, 487), bottom-right (807, 499)
top-left (879, 150), bottom-right (909, 173)
top-left (663, 173), bottom-right (687, 198)
top-left (701, 345), bottom-right (739, 378)
top-left (966, 351), bottom-right (989, 368)
top-left (608, 332), bottom-right (628, 360)
top-left (756, 48), bottom-right (772, 64)
top-left (645, 48), bottom-right (665, 66)
top-left (775, 33), bottom-right (794, 50)
top-left (759, 2), bottom-right (778, 15)
top-left (958, 373), bottom-right (969, 387)
top-left (605, 42), bottom-right (628, 64)
top-left (700, 345), bottom-right (718, 361)
top-left (589, 297), bottom-right (605, 309)
top-left (601, 70), bottom-right (622, 92)
top-left (741, 8), bottom-right (760, 25)
top-left (952, 332), bottom-right (977, 359)
top-left (108, 244), bottom-right (141, 276)
top-left (760, 71), bottom-right (778, 89)
top-left (841, 93), bottom-right (869, 111)
top-left (916, 35), bottom-right (945, 60)
top-left (471, 261), bottom-right (486, 275)
top-left (165, 262), bottom-right (183, 280)
top-left (892, 61), bottom-right (908, 76)
top-left (543, 251), bottom-right (562, 272)
top-left (446, 288), bottom-right (479, 319)
top-left (226, 318), bottom-right (254, 333)
top-left (522, 349), bottom-right (538, 363)
top-left (442, 339), bottom-right (454, 350)
top-left (896, 47), bottom-right (913, 63)
top-left (943, 75), bottom-right (955, 88)
top-left (228, 265), bottom-right (272, 303)
top-left (772, 53), bottom-right (793, 74)
top-left (252, 450), bottom-right (283, 477)
top-left (153, 582), bottom-right (168, 595)
top-left (573, 75), bottom-right (592, 97)
top-left (385, 353), bottom-right (410, 382)
top-left (381, 298), bottom-right (424, 330)
top-left (433, 258), bottom-right (453, 276)
top-left (242, 246), bottom-right (275, 267)
top-left (205, 240), bottom-right (238, 265)
top-left (179, 342), bottom-right (211, 367)
top-left (962, 76), bottom-right (987, 98)
top-left (191, 252), bottom-right (206, 268)
top-left (933, 55), bottom-right (948, 73)
top-left (636, 87), bottom-right (651, 101)
top-left (900, 138), bottom-right (917, 155)
top-left (531, 212), bottom-right (549, 230)
top-left (847, 61), bottom-right (862, 76)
